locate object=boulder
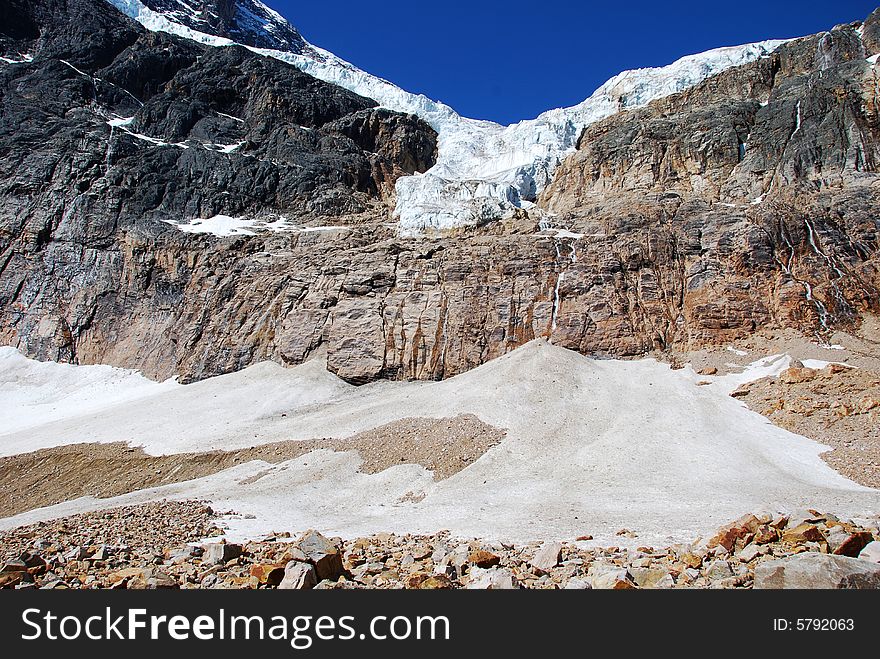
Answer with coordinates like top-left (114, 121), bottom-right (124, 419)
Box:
top-left (827, 528), bottom-right (873, 558)
top-left (250, 563), bottom-right (286, 586)
top-left (738, 544), bottom-right (766, 563)
top-left (782, 523), bottom-right (826, 545)
top-left (203, 542), bottom-right (243, 565)
top-left (127, 569), bottom-right (177, 590)
top-left (278, 561), bottom-right (318, 590)
top-left (529, 541), bottom-right (563, 572)
top-left (704, 559), bottom-right (734, 580)
top-left (754, 554), bottom-right (880, 589)
top-left (407, 573), bottom-right (454, 590)
top-left (708, 514), bottom-right (761, 551)
top-left (467, 550), bottom-right (501, 569)
top-left (465, 567), bottom-right (519, 589)
top-left (589, 566), bottom-right (637, 590)
top-left (297, 530), bottom-right (344, 581)
top-left (631, 567), bottom-right (673, 588)
top-left (858, 541), bottom-right (880, 564)
top-left (564, 578), bottom-right (592, 589)
top-left (779, 367), bottom-right (818, 384)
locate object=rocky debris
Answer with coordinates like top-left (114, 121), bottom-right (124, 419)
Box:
top-left (754, 554), bottom-right (880, 589)
top-left (0, 505), bottom-right (878, 589)
top-left (0, 415), bottom-right (504, 517)
top-left (735, 363), bottom-right (880, 488)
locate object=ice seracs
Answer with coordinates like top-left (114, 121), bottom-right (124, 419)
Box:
top-left (107, 0), bottom-right (788, 234)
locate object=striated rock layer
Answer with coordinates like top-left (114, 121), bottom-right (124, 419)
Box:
top-left (1, 0), bottom-right (880, 383)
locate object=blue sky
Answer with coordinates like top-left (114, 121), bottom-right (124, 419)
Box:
top-left (267, 1), bottom-right (879, 124)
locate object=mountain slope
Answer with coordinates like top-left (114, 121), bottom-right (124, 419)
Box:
top-left (105, 0), bottom-right (786, 233)
top-left (1, 0), bottom-right (879, 385)
top-left (3, 340), bottom-right (879, 544)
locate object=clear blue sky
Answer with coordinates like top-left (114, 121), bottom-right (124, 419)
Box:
top-left (266, 1), bottom-right (879, 124)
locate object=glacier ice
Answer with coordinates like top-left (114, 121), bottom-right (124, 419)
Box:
top-left (106, 0), bottom-right (787, 234)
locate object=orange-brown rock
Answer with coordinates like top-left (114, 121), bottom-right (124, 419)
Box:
top-left (782, 523), bottom-right (827, 544)
top-left (780, 367), bottom-right (818, 384)
top-left (708, 514), bottom-right (761, 551)
top-left (467, 550), bottom-right (501, 569)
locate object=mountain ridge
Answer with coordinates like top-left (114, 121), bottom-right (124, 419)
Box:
top-left (103, 0), bottom-right (789, 233)
top-left (0, 0), bottom-right (878, 386)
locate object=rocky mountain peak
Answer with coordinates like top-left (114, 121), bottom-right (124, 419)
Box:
top-left (111, 0), bottom-right (307, 51)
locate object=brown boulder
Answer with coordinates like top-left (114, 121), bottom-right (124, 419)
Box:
top-left (250, 563), bottom-right (287, 586)
top-left (467, 550), bottom-right (501, 569)
top-left (779, 367), bottom-right (818, 384)
top-left (708, 514), bottom-right (761, 551)
top-left (782, 523), bottom-right (826, 544)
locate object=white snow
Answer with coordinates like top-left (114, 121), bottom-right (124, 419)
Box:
top-left (214, 141), bottom-right (245, 153)
top-left (709, 354), bottom-right (791, 395)
top-left (2, 341), bottom-right (877, 544)
top-left (0, 53), bottom-right (34, 65)
top-left (0, 348), bottom-right (351, 456)
top-left (105, 0), bottom-right (789, 234)
top-left (801, 359), bottom-right (852, 371)
top-left (162, 214), bottom-right (349, 237)
top-left (0, 347), bottom-right (180, 436)
top-left (164, 214), bottom-right (259, 236)
top-left (107, 116), bottom-right (135, 128)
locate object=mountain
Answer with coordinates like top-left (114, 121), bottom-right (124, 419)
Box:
top-left (1, 0), bottom-right (879, 385)
top-left (105, 0), bottom-right (785, 233)
top-left (118, 0), bottom-right (309, 52)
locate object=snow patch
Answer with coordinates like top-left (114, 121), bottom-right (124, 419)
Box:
top-left (162, 214), bottom-right (351, 237)
top-left (164, 214), bottom-right (283, 236)
top-left (0, 53), bottom-right (34, 65)
top-left (0, 347), bottom-right (179, 437)
top-left (3, 341), bottom-right (876, 544)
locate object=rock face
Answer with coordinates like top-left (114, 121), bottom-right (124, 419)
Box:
top-left (540, 18), bottom-right (880, 356)
top-left (754, 554), bottom-right (880, 589)
top-left (1, 0), bottom-right (879, 384)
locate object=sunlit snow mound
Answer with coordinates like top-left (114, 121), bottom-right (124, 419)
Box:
top-left (3, 340), bottom-right (879, 544)
top-left (107, 1), bottom-right (787, 234)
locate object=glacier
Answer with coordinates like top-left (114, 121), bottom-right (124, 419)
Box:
top-left (106, 0), bottom-right (788, 234)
